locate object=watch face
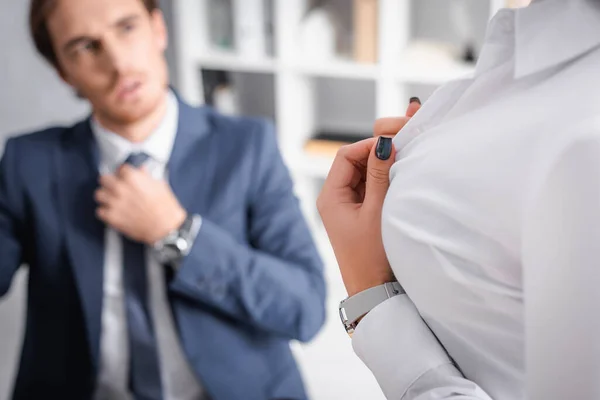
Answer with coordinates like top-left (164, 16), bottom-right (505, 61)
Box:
top-left (175, 237), bottom-right (189, 252)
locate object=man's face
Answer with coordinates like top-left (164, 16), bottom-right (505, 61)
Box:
top-left (47, 0), bottom-right (169, 124)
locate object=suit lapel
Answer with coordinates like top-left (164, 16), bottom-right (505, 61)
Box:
top-left (56, 119), bottom-right (105, 373)
top-left (168, 99), bottom-right (213, 214)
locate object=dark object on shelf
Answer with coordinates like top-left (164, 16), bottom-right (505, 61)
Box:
top-left (201, 69), bottom-right (231, 106)
top-left (305, 131), bottom-right (371, 157)
top-left (462, 43), bottom-right (477, 63)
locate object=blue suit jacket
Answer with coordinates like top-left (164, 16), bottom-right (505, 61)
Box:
top-left (0, 99), bottom-right (326, 400)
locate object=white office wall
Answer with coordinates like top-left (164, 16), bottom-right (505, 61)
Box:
top-left (0, 2), bottom-right (89, 143)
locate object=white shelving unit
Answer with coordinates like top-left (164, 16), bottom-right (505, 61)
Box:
top-left (197, 50), bottom-right (278, 73)
top-left (171, 1), bottom-right (508, 398)
top-left (173, 0), bottom-right (505, 176)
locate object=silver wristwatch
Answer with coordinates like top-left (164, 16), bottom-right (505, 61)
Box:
top-left (152, 214), bottom-right (202, 267)
top-left (339, 282), bottom-right (405, 337)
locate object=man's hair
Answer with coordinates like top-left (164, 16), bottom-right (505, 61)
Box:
top-left (29, 0), bottom-right (160, 69)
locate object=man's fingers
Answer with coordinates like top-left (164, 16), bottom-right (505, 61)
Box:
top-left (94, 188), bottom-right (113, 205)
top-left (407, 97), bottom-right (421, 117)
top-left (96, 206), bottom-right (111, 223)
top-left (117, 164), bottom-right (140, 181)
top-left (99, 174), bottom-right (120, 195)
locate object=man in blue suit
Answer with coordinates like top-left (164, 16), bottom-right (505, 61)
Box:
top-left (0, 0), bottom-right (326, 398)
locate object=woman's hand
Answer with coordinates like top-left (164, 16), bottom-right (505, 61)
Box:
top-left (317, 99), bottom-right (421, 297)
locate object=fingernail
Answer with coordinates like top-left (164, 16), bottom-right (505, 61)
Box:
top-left (409, 96), bottom-right (421, 105)
top-left (376, 137), bottom-right (393, 160)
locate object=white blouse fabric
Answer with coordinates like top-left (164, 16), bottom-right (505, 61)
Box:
top-left (352, 1), bottom-right (600, 399)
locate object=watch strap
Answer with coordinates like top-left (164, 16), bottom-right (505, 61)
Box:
top-left (177, 214), bottom-right (203, 257)
top-left (152, 214), bottom-right (202, 266)
top-left (179, 213), bottom-right (199, 239)
top-left (340, 282), bottom-right (405, 328)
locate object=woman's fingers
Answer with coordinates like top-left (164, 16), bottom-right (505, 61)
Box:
top-left (373, 117), bottom-right (411, 138)
top-left (323, 138), bottom-right (376, 191)
top-left (407, 97), bottom-right (421, 117)
top-left (363, 136), bottom-right (396, 212)
top-left (373, 97), bottom-right (422, 137)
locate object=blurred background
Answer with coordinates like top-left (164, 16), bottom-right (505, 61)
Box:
top-left (0, 0), bottom-right (529, 398)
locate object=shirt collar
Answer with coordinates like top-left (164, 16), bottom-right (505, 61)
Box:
top-left (474, 8), bottom-right (516, 77)
top-left (514, 0), bottom-right (600, 79)
top-left (91, 90), bottom-right (179, 171)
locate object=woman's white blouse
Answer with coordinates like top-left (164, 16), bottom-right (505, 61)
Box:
top-left (352, 1), bottom-right (600, 399)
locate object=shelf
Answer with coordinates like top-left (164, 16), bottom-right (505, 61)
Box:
top-left (195, 51), bottom-right (474, 85)
top-left (196, 54), bottom-right (473, 85)
top-left (197, 50), bottom-right (277, 74)
top-left (289, 59), bottom-right (379, 81)
top-left (397, 60), bottom-right (475, 84)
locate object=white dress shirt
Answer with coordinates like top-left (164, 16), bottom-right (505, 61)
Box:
top-left (92, 91), bottom-right (206, 400)
top-left (352, 0), bottom-right (600, 399)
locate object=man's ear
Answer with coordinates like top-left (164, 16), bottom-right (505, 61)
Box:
top-left (150, 9), bottom-right (168, 52)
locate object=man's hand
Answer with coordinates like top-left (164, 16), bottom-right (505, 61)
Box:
top-left (95, 165), bottom-right (187, 245)
top-left (317, 99), bottom-right (421, 297)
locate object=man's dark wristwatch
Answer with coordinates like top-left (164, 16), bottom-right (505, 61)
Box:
top-left (152, 214), bottom-right (202, 267)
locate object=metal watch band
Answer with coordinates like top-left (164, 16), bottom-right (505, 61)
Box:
top-left (177, 214), bottom-right (203, 257)
top-left (339, 282), bottom-right (405, 334)
top-left (152, 214), bottom-right (202, 266)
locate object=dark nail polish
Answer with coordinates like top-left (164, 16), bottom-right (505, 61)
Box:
top-left (376, 137), bottom-right (393, 161)
top-left (409, 96), bottom-right (421, 105)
